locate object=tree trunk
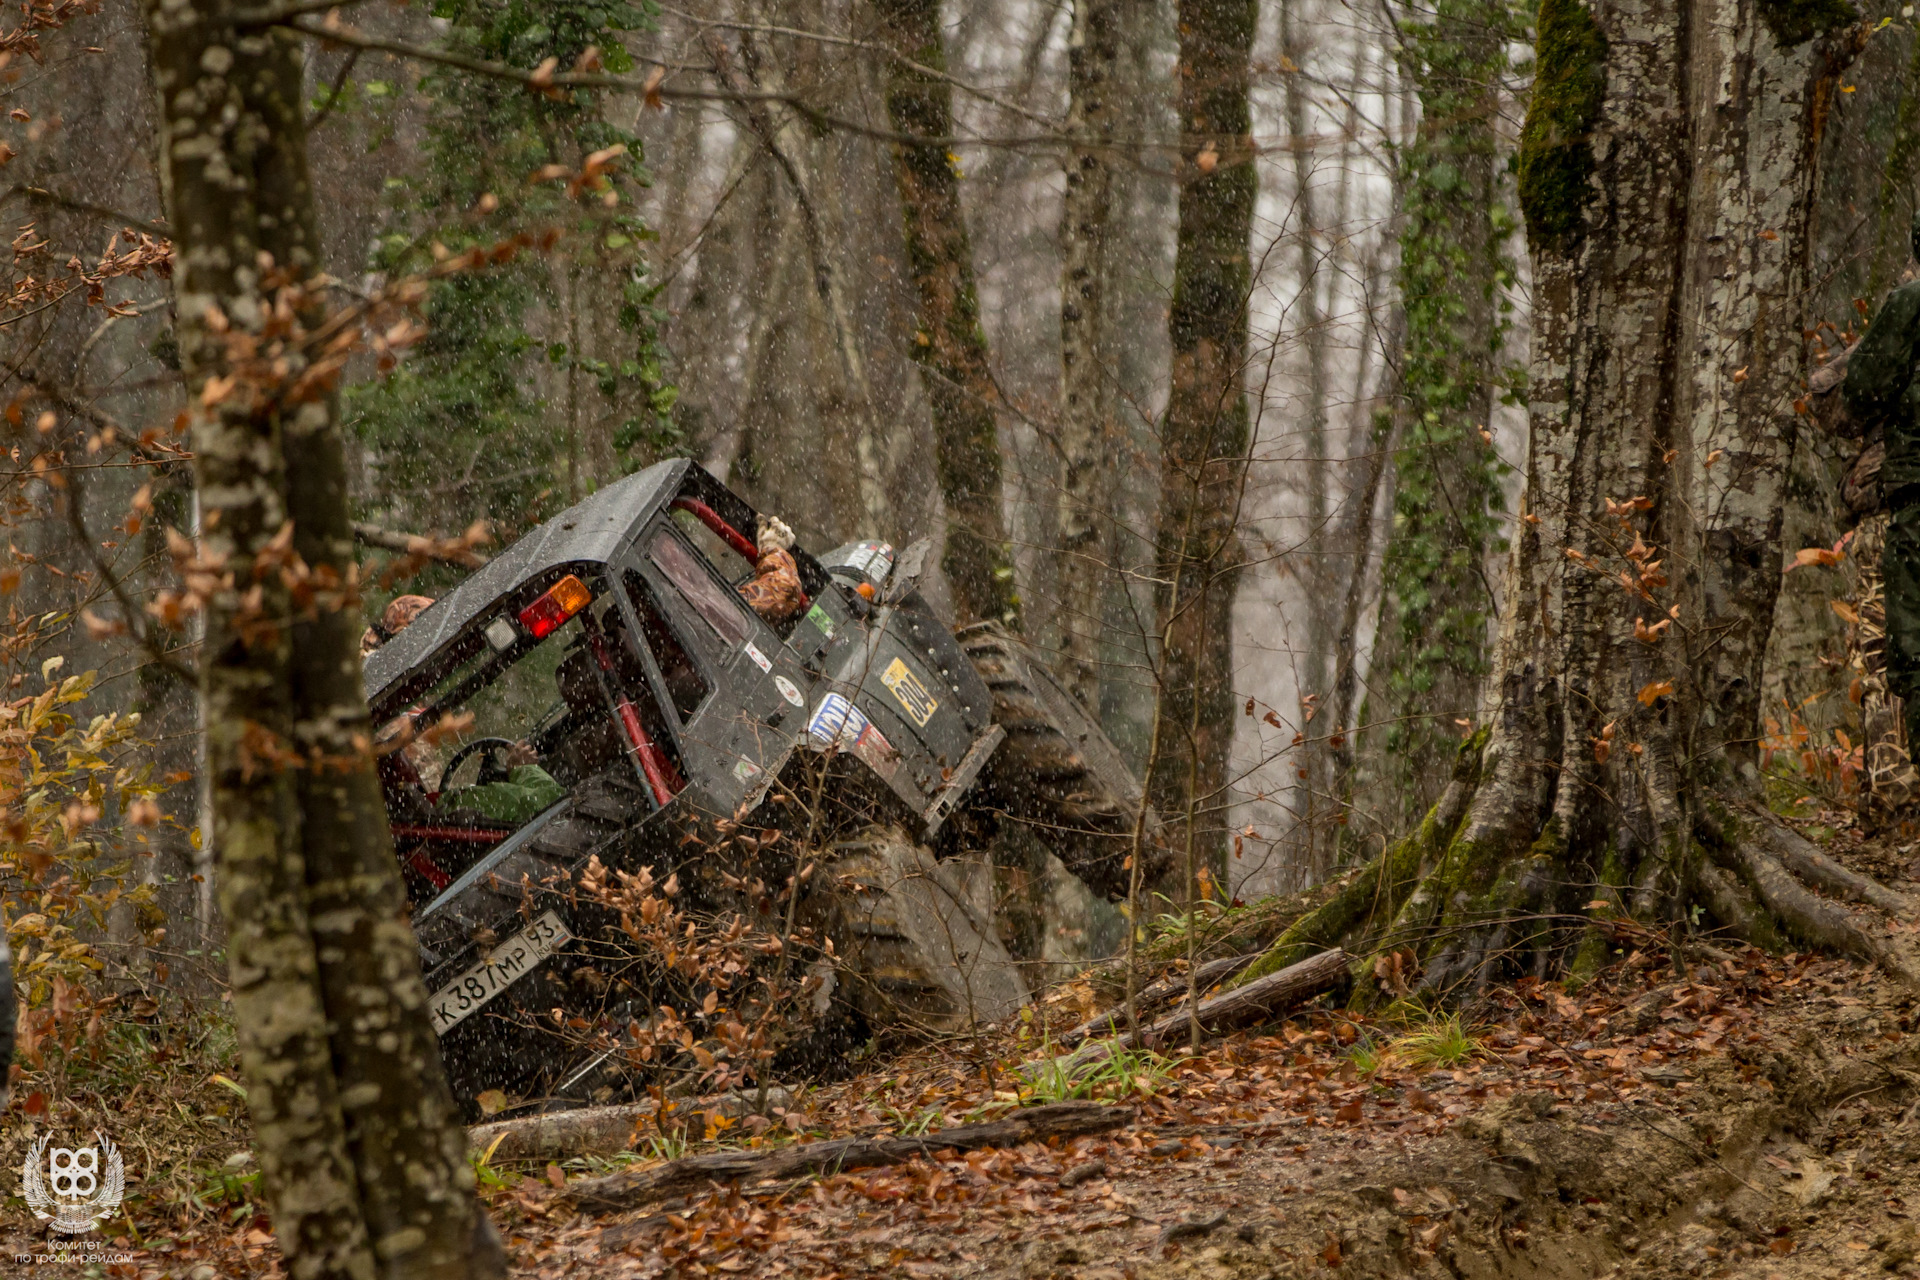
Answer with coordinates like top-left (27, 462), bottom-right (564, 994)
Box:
top-left (141, 5), bottom-right (503, 1275)
top-left (1245, 0), bottom-right (1892, 991)
top-left (1150, 0), bottom-right (1258, 884)
top-left (708, 29), bottom-right (894, 536)
top-left (1357, 0), bottom-right (1511, 843)
top-left (1054, 0), bottom-right (1129, 705)
top-left (874, 0), bottom-right (1019, 626)
top-left (1275, 0), bottom-right (1339, 881)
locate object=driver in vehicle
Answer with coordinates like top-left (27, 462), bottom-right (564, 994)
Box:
top-left (438, 740), bottom-right (565, 825)
top-left (740, 515), bottom-right (805, 623)
top-left (368, 590), bottom-right (564, 825)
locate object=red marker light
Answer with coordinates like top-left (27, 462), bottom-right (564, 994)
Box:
top-left (518, 574), bottom-right (593, 639)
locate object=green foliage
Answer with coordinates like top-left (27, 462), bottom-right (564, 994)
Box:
top-left (189, 1156), bottom-right (264, 1223)
top-left (1, 664), bottom-right (166, 1008)
top-left (1391, 1012), bottom-right (1481, 1068)
top-left (879, 1102), bottom-right (945, 1136)
top-left (1516, 0), bottom-right (1607, 249)
top-left (345, 0), bottom-right (678, 544)
top-left (1343, 1035), bottom-right (1385, 1077)
top-left (1024, 1041), bottom-right (1173, 1103)
top-left (1368, 0), bottom-right (1515, 828)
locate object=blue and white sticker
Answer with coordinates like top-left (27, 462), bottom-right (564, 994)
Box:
top-left (806, 692), bottom-right (870, 751)
top-left (774, 674), bottom-right (804, 707)
top-left (744, 641), bottom-right (772, 674)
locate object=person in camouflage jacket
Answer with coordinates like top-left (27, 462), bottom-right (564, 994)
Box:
top-left (1846, 217), bottom-right (1920, 742)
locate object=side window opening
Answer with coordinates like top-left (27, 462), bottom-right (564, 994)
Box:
top-left (374, 572), bottom-right (689, 907)
top-left (662, 501), bottom-right (811, 641)
top-left (648, 529), bottom-right (754, 648)
top-left (623, 569), bottom-right (711, 722)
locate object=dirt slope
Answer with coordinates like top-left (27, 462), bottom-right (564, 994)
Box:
top-left (478, 948), bottom-right (1920, 1279)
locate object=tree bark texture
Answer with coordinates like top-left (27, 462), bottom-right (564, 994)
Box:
top-left (874, 0), bottom-right (1019, 626)
top-left (141, 11), bottom-right (374, 1276)
top-left (1276, 0), bottom-right (1338, 881)
top-left (1358, 0), bottom-right (1511, 845)
top-left (141, 5), bottom-right (503, 1276)
top-left (708, 29), bottom-right (895, 536)
top-left (1054, 0), bottom-right (1129, 704)
top-left (1150, 0), bottom-right (1258, 881)
top-left (1243, 0), bottom-right (1890, 992)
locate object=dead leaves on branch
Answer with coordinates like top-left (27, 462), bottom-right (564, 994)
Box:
top-left (0, 0), bottom-right (97, 67)
top-left (1785, 530), bottom-right (1853, 573)
top-left (3, 223), bottom-right (170, 320)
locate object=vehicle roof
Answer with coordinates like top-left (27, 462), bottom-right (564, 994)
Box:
top-left (361, 458), bottom-right (693, 707)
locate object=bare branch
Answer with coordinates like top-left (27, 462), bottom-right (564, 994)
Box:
top-left (352, 521), bottom-right (490, 568)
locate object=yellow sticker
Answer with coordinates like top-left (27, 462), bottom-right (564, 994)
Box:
top-left (881, 656), bottom-right (939, 727)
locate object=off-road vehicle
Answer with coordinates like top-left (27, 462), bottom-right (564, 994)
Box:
top-left (364, 458), bottom-right (1161, 1114)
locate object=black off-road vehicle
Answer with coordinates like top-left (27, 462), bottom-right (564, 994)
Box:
top-left (364, 459), bottom-right (1160, 1113)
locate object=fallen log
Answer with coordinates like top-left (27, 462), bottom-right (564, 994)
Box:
top-left (1058, 951), bottom-right (1261, 1049)
top-left (470, 1088), bottom-right (794, 1165)
top-left (1134, 947), bottom-right (1352, 1044)
top-left (1058, 948), bottom-right (1352, 1074)
top-left (569, 1100), bottom-right (1132, 1214)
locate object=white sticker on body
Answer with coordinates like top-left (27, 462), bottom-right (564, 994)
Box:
top-left (744, 641), bottom-right (772, 673)
top-left (774, 674), bottom-right (805, 706)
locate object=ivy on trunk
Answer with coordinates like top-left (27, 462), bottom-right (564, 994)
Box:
top-left (1151, 0), bottom-right (1258, 886)
top-left (874, 0), bottom-right (1019, 627)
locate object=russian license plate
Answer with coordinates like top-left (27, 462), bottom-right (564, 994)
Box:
top-left (428, 910), bottom-right (573, 1034)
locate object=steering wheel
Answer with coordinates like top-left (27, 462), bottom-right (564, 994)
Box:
top-left (439, 737), bottom-right (520, 794)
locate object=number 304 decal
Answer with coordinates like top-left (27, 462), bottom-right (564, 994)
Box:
top-left (881, 657), bottom-right (938, 727)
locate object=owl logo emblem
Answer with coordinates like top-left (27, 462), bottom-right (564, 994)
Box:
top-left (21, 1133), bottom-right (123, 1234)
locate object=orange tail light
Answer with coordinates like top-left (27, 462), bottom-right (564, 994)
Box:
top-left (518, 574), bottom-right (592, 639)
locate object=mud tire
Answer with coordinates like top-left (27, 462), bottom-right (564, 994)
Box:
top-left (810, 824), bottom-right (1029, 1035)
top-left (955, 622), bottom-right (1168, 901)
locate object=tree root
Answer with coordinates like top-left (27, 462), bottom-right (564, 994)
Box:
top-left (1744, 814), bottom-right (1917, 919)
top-left (1710, 806), bottom-right (1920, 989)
top-left (1237, 749), bottom-right (1482, 986)
top-left (1690, 860), bottom-right (1787, 953)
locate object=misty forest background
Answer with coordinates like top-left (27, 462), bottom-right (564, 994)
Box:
top-left (0, 0), bottom-right (1904, 986)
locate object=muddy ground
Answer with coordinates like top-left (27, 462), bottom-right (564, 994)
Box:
top-left (487, 946), bottom-right (1920, 1280)
top-left (14, 831), bottom-right (1920, 1278)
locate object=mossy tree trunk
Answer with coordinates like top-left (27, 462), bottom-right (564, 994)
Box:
top-left (1358, 0), bottom-right (1512, 843)
top-left (874, 0), bottom-right (1019, 626)
top-left (141, 4), bottom-right (504, 1276)
top-left (1246, 0), bottom-right (1896, 991)
top-left (1150, 0), bottom-right (1257, 887)
top-left (1054, 0), bottom-right (1131, 707)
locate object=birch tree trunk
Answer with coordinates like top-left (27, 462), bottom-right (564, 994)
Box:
top-left (141, 5), bottom-right (503, 1275)
top-left (1150, 0), bottom-right (1257, 884)
top-left (874, 0), bottom-right (1019, 625)
top-left (1244, 0), bottom-right (1896, 989)
top-left (1054, 0), bottom-right (1128, 705)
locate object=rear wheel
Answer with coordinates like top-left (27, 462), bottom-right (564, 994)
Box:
top-left (955, 622), bottom-right (1170, 900)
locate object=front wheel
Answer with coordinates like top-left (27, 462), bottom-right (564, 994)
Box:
top-left (956, 622), bottom-right (1170, 900)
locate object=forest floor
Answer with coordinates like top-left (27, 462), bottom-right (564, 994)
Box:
top-left (10, 817), bottom-right (1920, 1278)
